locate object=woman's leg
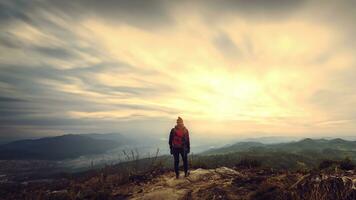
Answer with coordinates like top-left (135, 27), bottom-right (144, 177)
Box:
top-left (181, 151), bottom-right (188, 176)
top-left (173, 149), bottom-right (180, 178)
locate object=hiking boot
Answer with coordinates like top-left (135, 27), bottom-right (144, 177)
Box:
top-left (184, 172), bottom-right (189, 177)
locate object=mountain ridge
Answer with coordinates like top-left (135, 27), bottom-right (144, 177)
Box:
top-left (0, 133), bottom-right (126, 160)
top-left (203, 138), bottom-right (356, 155)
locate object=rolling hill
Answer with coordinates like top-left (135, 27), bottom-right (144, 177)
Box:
top-left (0, 134), bottom-right (123, 160)
top-left (269, 138), bottom-right (356, 152)
top-left (203, 138), bottom-right (356, 155)
top-left (202, 141), bottom-right (266, 155)
top-left (199, 138), bottom-right (356, 169)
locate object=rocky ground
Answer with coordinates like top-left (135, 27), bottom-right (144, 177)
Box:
top-left (113, 167), bottom-right (355, 200)
top-left (1, 166), bottom-right (355, 200)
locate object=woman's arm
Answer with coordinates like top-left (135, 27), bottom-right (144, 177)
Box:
top-left (185, 129), bottom-right (190, 153)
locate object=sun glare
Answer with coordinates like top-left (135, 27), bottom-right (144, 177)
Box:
top-left (73, 14), bottom-right (346, 132)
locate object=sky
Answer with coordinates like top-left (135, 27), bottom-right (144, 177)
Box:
top-left (0, 0), bottom-right (356, 141)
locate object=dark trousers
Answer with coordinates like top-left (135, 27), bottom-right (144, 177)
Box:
top-left (172, 148), bottom-right (188, 176)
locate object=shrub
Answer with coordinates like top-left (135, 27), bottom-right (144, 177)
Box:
top-left (340, 158), bottom-right (354, 170)
top-left (236, 158), bottom-right (262, 169)
top-left (319, 159), bottom-right (337, 170)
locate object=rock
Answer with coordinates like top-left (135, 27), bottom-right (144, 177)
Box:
top-left (215, 167), bottom-right (241, 176)
top-left (165, 176), bottom-right (190, 187)
top-left (131, 188), bottom-right (190, 200)
top-left (128, 167), bottom-right (242, 200)
top-left (104, 167), bottom-right (356, 200)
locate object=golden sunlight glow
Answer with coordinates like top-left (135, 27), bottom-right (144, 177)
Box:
top-left (29, 8), bottom-right (350, 136)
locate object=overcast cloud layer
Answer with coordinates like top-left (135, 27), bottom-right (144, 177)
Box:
top-left (0, 0), bottom-right (355, 140)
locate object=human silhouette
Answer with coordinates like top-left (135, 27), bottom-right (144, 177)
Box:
top-left (169, 116), bottom-right (190, 178)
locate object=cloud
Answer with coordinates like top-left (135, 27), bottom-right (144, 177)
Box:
top-left (0, 96), bottom-right (26, 102)
top-left (199, 0), bottom-right (307, 21)
top-left (0, 1), bottom-right (32, 25)
top-left (213, 32), bottom-right (241, 60)
top-left (0, 0), bottom-right (356, 139)
top-left (0, 0), bottom-right (175, 30)
top-left (31, 46), bottom-right (76, 59)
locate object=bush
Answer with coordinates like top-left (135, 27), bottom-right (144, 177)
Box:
top-left (340, 158), bottom-right (354, 170)
top-left (236, 158), bottom-right (262, 169)
top-left (319, 159), bottom-right (337, 170)
top-left (250, 184), bottom-right (291, 200)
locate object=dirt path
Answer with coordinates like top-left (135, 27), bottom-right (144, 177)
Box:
top-left (115, 167), bottom-right (269, 200)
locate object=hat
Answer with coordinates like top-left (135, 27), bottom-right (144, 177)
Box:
top-left (177, 116), bottom-right (183, 124)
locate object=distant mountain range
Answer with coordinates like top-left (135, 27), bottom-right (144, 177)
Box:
top-left (199, 138), bottom-right (356, 170)
top-left (2, 134), bottom-right (355, 162)
top-left (240, 136), bottom-right (302, 144)
top-left (202, 138), bottom-right (356, 155)
top-left (0, 133), bottom-right (127, 160)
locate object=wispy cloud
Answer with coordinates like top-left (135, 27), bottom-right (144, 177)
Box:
top-left (0, 0), bottom-right (355, 138)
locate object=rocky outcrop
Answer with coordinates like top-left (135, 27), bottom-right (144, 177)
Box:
top-left (113, 167), bottom-right (356, 200)
top-left (115, 167), bottom-right (244, 199)
top-left (1, 166), bottom-right (355, 199)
